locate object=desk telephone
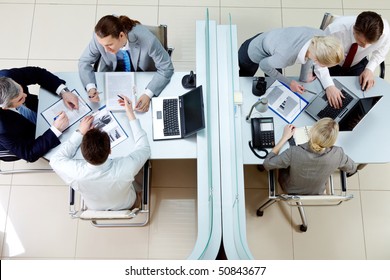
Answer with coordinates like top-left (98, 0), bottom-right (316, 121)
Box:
top-left (249, 117), bottom-right (275, 159)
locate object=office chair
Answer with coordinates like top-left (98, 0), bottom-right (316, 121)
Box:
top-left (0, 150), bottom-right (53, 174)
top-left (93, 24), bottom-right (173, 72)
top-left (320, 12), bottom-right (385, 78)
top-left (256, 170), bottom-right (353, 232)
top-left (144, 24), bottom-right (174, 57)
top-left (68, 160), bottom-right (151, 227)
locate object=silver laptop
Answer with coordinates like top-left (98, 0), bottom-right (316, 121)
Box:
top-left (305, 79), bottom-right (382, 131)
top-left (152, 85), bottom-right (205, 140)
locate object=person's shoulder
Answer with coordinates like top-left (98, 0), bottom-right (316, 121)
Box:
top-left (131, 24), bottom-right (150, 35)
top-left (0, 67), bottom-right (22, 77)
top-left (0, 68), bottom-right (10, 76)
top-left (332, 15), bottom-right (356, 26)
top-left (327, 145), bottom-right (345, 154)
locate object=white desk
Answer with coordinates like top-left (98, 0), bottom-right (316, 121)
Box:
top-left (36, 72), bottom-right (197, 160)
top-left (36, 69), bottom-right (221, 260)
top-left (240, 76), bottom-right (390, 164)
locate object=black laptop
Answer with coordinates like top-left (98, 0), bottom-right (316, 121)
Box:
top-left (305, 79), bottom-right (382, 131)
top-left (151, 86), bottom-right (205, 140)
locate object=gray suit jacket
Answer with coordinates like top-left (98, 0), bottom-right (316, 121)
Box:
top-left (263, 142), bottom-right (357, 194)
top-left (248, 27), bottom-right (325, 85)
top-left (79, 24), bottom-right (174, 96)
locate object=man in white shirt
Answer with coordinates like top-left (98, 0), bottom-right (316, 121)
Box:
top-left (315, 11), bottom-right (390, 108)
top-left (50, 96), bottom-right (150, 211)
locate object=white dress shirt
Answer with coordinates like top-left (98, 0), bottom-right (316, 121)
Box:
top-left (50, 119), bottom-right (150, 211)
top-left (315, 15), bottom-right (390, 89)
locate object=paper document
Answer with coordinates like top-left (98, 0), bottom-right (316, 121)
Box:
top-left (92, 106), bottom-right (128, 148)
top-left (41, 89), bottom-right (92, 131)
top-left (105, 72), bottom-right (136, 111)
top-left (263, 80), bottom-right (308, 123)
top-left (294, 126), bottom-right (312, 145)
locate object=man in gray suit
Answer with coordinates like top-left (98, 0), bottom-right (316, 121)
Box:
top-left (79, 15), bottom-right (174, 112)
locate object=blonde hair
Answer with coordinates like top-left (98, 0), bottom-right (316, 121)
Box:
top-left (310, 36), bottom-right (344, 67)
top-left (309, 117), bottom-right (339, 153)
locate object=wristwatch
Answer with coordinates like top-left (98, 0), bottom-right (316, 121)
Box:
top-left (60, 87), bottom-right (70, 96)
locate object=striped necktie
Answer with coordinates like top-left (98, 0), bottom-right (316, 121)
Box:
top-left (121, 50), bottom-right (131, 72)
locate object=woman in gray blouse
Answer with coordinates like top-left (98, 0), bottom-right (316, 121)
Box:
top-left (238, 27), bottom-right (344, 94)
top-left (263, 118), bottom-right (357, 195)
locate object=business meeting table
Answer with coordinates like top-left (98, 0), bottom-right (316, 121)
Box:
top-left (36, 72), bottom-right (198, 160)
top-left (239, 76), bottom-right (390, 164)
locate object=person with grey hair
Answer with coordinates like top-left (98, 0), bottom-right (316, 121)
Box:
top-left (0, 66), bottom-right (77, 162)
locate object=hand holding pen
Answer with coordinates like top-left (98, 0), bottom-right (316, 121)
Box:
top-left (290, 80), bottom-right (305, 94)
top-left (118, 95), bottom-right (136, 120)
top-left (53, 111), bottom-right (69, 132)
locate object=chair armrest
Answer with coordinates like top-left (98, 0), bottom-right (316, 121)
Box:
top-left (380, 61), bottom-right (385, 79)
top-left (281, 193), bottom-right (353, 206)
top-left (268, 170), bottom-right (276, 196)
top-left (340, 170), bottom-right (347, 192)
top-left (79, 209), bottom-right (138, 220)
top-left (69, 187), bottom-right (75, 206)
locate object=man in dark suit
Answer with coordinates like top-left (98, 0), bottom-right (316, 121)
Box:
top-left (0, 66), bottom-right (79, 162)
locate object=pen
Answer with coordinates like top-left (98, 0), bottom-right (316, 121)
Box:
top-left (54, 113), bottom-right (61, 121)
top-left (304, 89), bottom-right (317, 95)
top-left (117, 94), bottom-right (130, 104)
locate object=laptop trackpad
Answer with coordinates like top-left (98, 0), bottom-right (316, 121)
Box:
top-left (157, 111), bottom-right (162, 119)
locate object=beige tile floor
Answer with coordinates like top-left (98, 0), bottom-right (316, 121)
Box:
top-left (1, 0), bottom-right (390, 260)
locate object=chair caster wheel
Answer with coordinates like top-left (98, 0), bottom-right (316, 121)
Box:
top-left (256, 209), bottom-right (264, 216)
top-left (300, 225), bottom-right (307, 232)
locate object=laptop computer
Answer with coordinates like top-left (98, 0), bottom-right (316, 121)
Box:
top-left (152, 85), bottom-right (205, 140)
top-left (305, 79), bottom-right (382, 131)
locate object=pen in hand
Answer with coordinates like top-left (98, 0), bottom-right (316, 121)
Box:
top-left (117, 94), bottom-right (131, 104)
top-left (54, 113), bottom-right (61, 120)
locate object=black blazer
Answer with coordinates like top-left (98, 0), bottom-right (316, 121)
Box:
top-left (0, 67), bottom-right (65, 162)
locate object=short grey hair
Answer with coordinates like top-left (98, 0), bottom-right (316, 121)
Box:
top-left (0, 77), bottom-right (20, 108)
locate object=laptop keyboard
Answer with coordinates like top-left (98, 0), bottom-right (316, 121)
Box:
top-left (163, 99), bottom-right (180, 136)
top-left (317, 89), bottom-right (354, 119)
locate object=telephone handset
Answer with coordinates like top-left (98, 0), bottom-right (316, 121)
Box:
top-left (249, 117), bottom-right (275, 159)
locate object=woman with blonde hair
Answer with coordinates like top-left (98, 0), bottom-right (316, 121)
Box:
top-left (238, 27), bottom-right (344, 94)
top-left (263, 118), bottom-right (357, 194)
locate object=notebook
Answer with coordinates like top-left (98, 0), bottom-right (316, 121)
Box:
top-left (151, 85), bottom-right (205, 140)
top-left (305, 79), bottom-right (383, 131)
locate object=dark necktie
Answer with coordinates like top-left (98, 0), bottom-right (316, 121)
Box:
top-left (121, 50), bottom-right (131, 72)
top-left (342, 43), bottom-right (358, 69)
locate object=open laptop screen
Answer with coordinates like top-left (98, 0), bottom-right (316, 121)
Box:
top-left (182, 86), bottom-right (205, 136)
top-left (338, 96), bottom-right (382, 131)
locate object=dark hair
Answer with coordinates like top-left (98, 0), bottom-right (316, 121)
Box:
top-left (354, 11), bottom-right (384, 43)
top-left (95, 15), bottom-right (140, 38)
top-left (81, 128), bottom-right (111, 165)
